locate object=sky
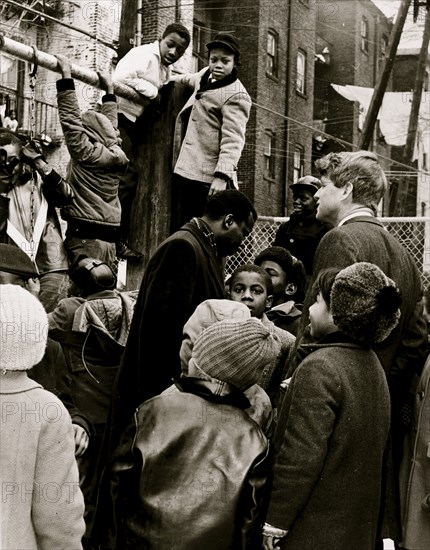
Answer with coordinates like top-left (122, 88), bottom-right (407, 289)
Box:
top-left (373, 0), bottom-right (428, 50)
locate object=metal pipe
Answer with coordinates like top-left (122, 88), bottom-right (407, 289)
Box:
top-left (0, 33), bottom-right (148, 104)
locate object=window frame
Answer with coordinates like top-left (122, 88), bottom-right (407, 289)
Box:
top-left (361, 17), bottom-right (369, 54)
top-left (264, 132), bottom-right (276, 180)
top-left (266, 30), bottom-right (279, 79)
top-left (296, 49), bottom-right (307, 95)
top-left (293, 145), bottom-right (305, 183)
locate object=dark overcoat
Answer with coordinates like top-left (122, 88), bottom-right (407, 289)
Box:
top-left (297, 216), bottom-right (428, 540)
top-left (111, 222), bottom-right (225, 440)
top-left (267, 334), bottom-right (391, 550)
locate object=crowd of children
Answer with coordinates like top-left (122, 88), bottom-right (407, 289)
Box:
top-left (0, 18), bottom-right (430, 550)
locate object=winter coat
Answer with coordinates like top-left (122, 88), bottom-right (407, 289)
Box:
top-left (298, 216), bottom-right (427, 540)
top-left (110, 221), bottom-right (225, 446)
top-left (399, 354), bottom-right (430, 550)
top-left (48, 289), bottom-right (137, 427)
top-left (273, 213), bottom-right (333, 275)
top-left (113, 40), bottom-right (170, 121)
top-left (259, 313), bottom-right (295, 404)
top-left (56, 79), bottom-right (129, 240)
top-left (302, 216), bottom-right (427, 413)
top-left (265, 301), bottom-right (302, 336)
top-left (2, 173), bottom-right (69, 274)
top-left (103, 377), bottom-right (270, 550)
top-left (0, 371), bottom-right (86, 550)
top-left (266, 333), bottom-right (391, 550)
top-left (173, 68), bottom-right (251, 186)
top-left (29, 337), bottom-right (92, 436)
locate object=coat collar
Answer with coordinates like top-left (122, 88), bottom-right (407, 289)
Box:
top-left (299, 331), bottom-right (368, 358)
top-left (340, 216), bottom-right (383, 228)
top-left (196, 68), bottom-right (238, 97)
top-left (0, 370), bottom-right (42, 394)
top-left (174, 376), bottom-right (251, 409)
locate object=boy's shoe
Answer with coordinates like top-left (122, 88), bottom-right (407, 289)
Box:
top-left (116, 241), bottom-right (143, 260)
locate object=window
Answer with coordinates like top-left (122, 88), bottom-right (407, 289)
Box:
top-left (361, 17), bottom-right (369, 53)
top-left (296, 50), bottom-right (307, 94)
top-left (264, 133), bottom-right (276, 179)
top-left (266, 31), bottom-right (278, 78)
top-left (293, 146), bottom-right (304, 182)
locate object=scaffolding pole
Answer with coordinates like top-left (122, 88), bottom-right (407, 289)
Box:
top-left (0, 33), bottom-right (148, 104)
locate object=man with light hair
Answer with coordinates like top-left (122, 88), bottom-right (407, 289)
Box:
top-left (294, 150), bottom-right (427, 548)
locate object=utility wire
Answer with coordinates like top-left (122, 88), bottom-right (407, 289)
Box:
top-left (2, 0), bottom-right (117, 50)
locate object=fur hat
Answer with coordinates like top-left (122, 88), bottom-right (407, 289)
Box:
top-left (0, 284), bottom-right (48, 371)
top-left (0, 243), bottom-right (38, 279)
top-left (330, 262), bottom-right (401, 345)
top-left (192, 318), bottom-right (279, 391)
top-left (180, 299), bottom-right (250, 374)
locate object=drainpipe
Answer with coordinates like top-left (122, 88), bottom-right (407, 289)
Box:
top-left (283, 0), bottom-right (292, 216)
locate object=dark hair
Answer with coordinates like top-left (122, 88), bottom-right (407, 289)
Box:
top-left (0, 129), bottom-right (22, 148)
top-left (229, 264), bottom-right (273, 296)
top-left (203, 190), bottom-right (257, 224)
top-left (254, 246), bottom-right (307, 302)
top-left (162, 23), bottom-right (191, 46)
top-left (311, 267), bottom-right (341, 308)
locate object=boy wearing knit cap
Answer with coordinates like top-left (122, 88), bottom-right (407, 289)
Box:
top-left (263, 262), bottom-right (401, 550)
top-left (228, 264), bottom-right (296, 404)
top-left (177, 298), bottom-right (273, 436)
top-left (0, 284), bottom-right (86, 550)
top-left (100, 317), bottom-right (279, 550)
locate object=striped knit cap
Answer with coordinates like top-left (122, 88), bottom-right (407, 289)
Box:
top-left (0, 284), bottom-right (48, 371)
top-left (192, 318), bottom-right (279, 391)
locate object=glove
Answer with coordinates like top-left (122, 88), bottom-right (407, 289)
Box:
top-left (21, 140), bottom-right (45, 166)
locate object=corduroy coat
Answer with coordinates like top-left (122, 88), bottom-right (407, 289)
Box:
top-left (399, 354), bottom-right (430, 550)
top-left (173, 68), bottom-right (251, 186)
top-left (266, 334), bottom-right (391, 550)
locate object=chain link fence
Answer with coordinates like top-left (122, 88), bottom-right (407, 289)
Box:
top-left (226, 216), bottom-right (430, 290)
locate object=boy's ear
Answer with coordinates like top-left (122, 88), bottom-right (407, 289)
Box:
top-left (224, 214), bottom-right (234, 229)
top-left (285, 283), bottom-right (297, 296)
top-left (266, 295), bottom-right (273, 310)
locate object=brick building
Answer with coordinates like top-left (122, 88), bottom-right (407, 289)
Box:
top-left (0, 1), bottom-right (121, 174)
top-left (313, 0), bottom-right (393, 186)
top-left (119, 0), bottom-right (317, 216)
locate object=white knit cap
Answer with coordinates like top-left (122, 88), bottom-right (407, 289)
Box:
top-left (0, 284), bottom-right (48, 371)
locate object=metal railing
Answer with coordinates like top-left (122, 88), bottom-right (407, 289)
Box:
top-left (226, 216), bottom-right (430, 288)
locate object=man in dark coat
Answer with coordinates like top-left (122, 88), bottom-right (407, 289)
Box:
top-left (110, 189), bottom-right (257, 443)
top-left (296, 151), bottom-right (428, 546)
top-left (273, 176), bottom-right (332, 278)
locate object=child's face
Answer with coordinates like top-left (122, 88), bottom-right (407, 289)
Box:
top-left (208, 47), bottom-right (236, 80)
top-left (258, 260), bottom-right (292, 302)
top-left (309, 292), bottom-right (337, 339)
top-left (159, 33), bottom-right (188, 66)
top-left (229, 271), bottom-right (272, 318)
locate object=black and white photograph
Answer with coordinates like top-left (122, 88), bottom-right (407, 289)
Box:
top-left (0, 1), bottom-right (429, 548)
